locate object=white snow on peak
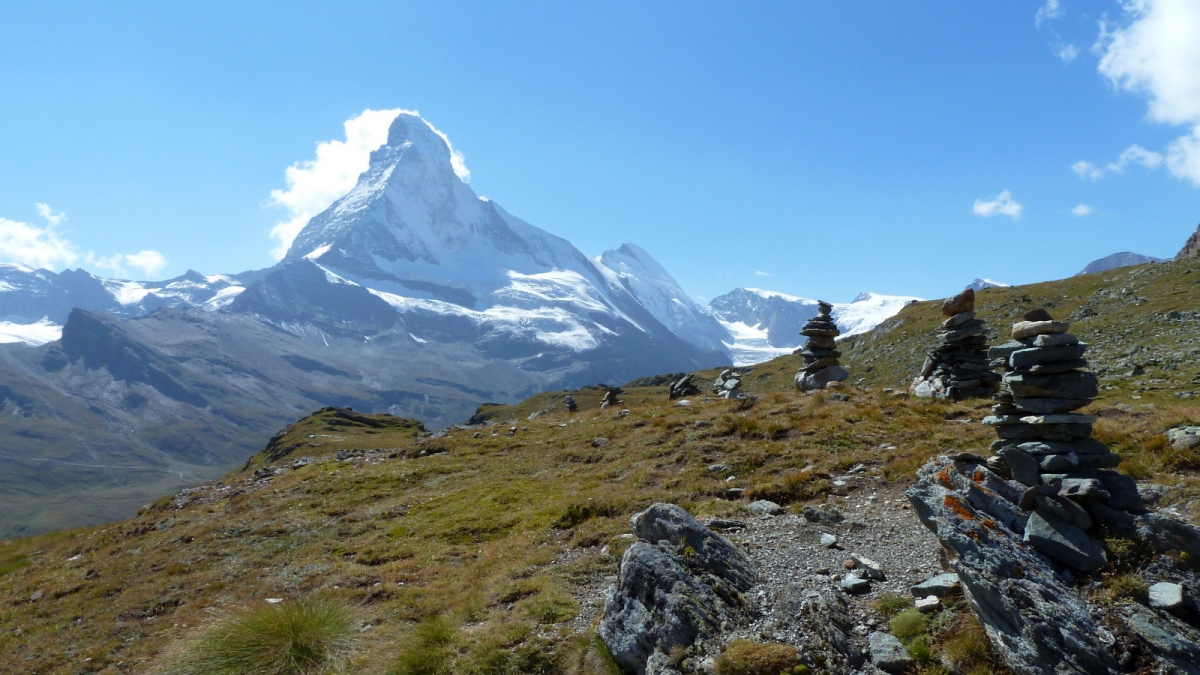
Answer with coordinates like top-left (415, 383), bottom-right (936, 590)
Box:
top-left (0, 317), bottom-right (62, 346)
top-left (721, 321), bottom-right (795, 367)
top-left (967, 278), bottom-right (1010, 291)
top-left (102, 280), bottom-right (153, 306)
top-left (304, 244), bottom-right (333, 261)
top-left (830, 292), bottom-right (922, 337)
top-left (745, 288), bottom-right (811, 303)
top-left (200, 285), bottom-right (246, 311)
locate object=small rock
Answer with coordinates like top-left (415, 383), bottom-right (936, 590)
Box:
top-left (869, 631), bottom-right (913, 671)
top-left (266, 598), bottom-right (283, 604)
top-left (29, 589), bottom-right (43, 602)
top-left (911, 573), bottom-right (961, 598)
top-left (1166, 426), bottom-right (1200, 451)
top-left (803, 505), bottom-right (845, 524)
top-left (841, 576), bottom-right (871, 594)
top-left (1148, 582), bottom-right (1184, 612)
top-left (745, 500), bottom-right (785, 516)
top-left (591, 438), bottom-right (609, 447)
top-left (820, 533), bottom-right (839, 548)
top-left (707, 463), bottom-right (729, 473)
top-left (675, 400), bottom-right (691, 406)
top-left (851, 554), bottom-right (886, 580)
top-left (915, 595), bottom-right (941, 613)
top-left (1023, 510), bottom-right (1107, 573)
top-left (942, 288), bottom-right (975, 316)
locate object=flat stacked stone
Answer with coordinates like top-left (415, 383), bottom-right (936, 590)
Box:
top-left (795, 301), bottom-right (849, 391)
top-left (910, 288), bottom-right (1000, 399)
top-left (983, 308), bottom-right (1144, 574)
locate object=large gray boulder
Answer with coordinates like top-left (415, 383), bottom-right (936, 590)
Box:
top-left (600, 503), bottom-right (756, 675)
top-left (907, 457), bottom-right (1121, 675)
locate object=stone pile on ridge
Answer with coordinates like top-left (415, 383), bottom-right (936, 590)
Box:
top-left (712, 369), bottom-right (744, 399)
top-left (795, 301), bottom-right (849, 391)
top-left (910, 288), bottom-right (1000, 400)
top-left (983, 308), bottom-right (1141, 573)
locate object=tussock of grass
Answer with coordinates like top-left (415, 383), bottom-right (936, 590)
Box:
top-left (873, 591), bottom-right (913, 618)
top-left (889, 607), bottom-right (930, 643)
top-left (715, 639), bottom-right (804, 675)
top-left (171, 597), bottom-right (355, 675)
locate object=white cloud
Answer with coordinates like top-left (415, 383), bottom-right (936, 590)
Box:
top-left (0, 207), bottom-right (79, 270)
top-left (0, 204), bottom-right (168, 278)
top-left (1072, 203), bottom-right (1092, 216)
top-left (1110, 144), bottom-right (1164, 171)
top-left (1095, 0), bottom-right (1200, 185)
top-left (35, 202), bottom-right (66, 227)
top-left (972, 190), bottom-right (1023, 219)
top-left (268, 109), bottom-right (405, 259)
top-left (267, 108), bottom-right (472, 260)
top-left (90, 251), bottom-right (168, 278)
top-left (754, 270), bottom-right (774, 277)
top-left (1057, 43), bottom-right (1080, 63)
top-left (1071, 160), bottom-right (1104, 180)
top-left (1036, 0), bottom-right (1063, 27)
top-left (1071, 144), bottom-right (1164, 179)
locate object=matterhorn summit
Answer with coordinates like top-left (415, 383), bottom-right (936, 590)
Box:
top-left (233, 112), bottom-right (728, 371)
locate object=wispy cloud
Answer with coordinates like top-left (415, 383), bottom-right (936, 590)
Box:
top-left (0, 204), bottom-right (168, 278)
top-left (267, 108), bottom-right (473, 260)
top-left (1072, 144), bottom-right (1164, 180)
top-left (754, 270), bottom-right (775, 277)
top-left (1036, 0), bottom-right (1063, 27)
top-left (972, 190), bottom-right (1023, 219)
top-left (1093, 0), bottom-right (1200, 186)
top-left (1057, 43), bottom-right (1079, 63)
top-left (1071, 203), bottom-right (1092, 216)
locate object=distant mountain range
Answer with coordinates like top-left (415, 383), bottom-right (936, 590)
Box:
top-left (1075, 251), bottom-right (1166, 276)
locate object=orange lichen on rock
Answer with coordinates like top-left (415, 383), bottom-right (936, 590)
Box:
top-left (982, 518), bottom-right (997, 529)
top-left (973, 469), bottom-right (986, 484)
top-left (937, 467), bottom-right (955, 487)
top-left (943, 494), bottom-right (977, 521)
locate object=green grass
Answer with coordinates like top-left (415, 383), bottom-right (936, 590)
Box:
top-left (873, 591), bottom-right (913, 618)
top-left (170, 597), bottom-right (355, 675)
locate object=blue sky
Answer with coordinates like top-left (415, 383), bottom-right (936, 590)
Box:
top-left (1, 1), bottom-right (1197, 303)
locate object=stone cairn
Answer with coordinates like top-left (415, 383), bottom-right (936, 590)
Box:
top-left (984, 307), bottom-right (1143, 573)
top-left (910, 288), bottom-right (1001, 399)
top-left (600, 387), bottom-right (623, 409)
top-left (668, 373), bottom-right (699, 400)
top-left (711, 369), bottom-right (743, 399)
top-left (795, 301), bottom-right (849, 391)
top-left (564, 395), bottom-right (578, 413)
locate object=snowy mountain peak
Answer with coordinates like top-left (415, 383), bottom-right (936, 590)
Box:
top-left (967, 278), bottom-right (1010, 291)
top-left (598, 244), bottom-right (730, 352)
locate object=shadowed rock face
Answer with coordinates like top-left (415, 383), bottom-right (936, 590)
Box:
top-left (907, 457), bottom-right (1120, 675)
top-left (909, 456), bottom-right (1200, 675)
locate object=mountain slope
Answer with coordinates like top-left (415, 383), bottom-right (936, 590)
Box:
top-left (1076, 251), bottom-right (1166, 276)
top-left (598, 243), bottom-right (730, 353)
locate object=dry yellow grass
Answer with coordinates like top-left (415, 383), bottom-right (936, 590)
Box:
top-left (0, 380), bottom-right (1196, 673)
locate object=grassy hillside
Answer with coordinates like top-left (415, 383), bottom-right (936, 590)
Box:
top-left (1, 383), bottom-right (1198, 673)
top-left (832, 257), bottom-right (1200, 401)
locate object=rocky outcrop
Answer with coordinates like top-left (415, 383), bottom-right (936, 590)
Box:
top-left (909, 455), bottom-right (1200, 674)
top-left (599, 503), bottom-right (756, 675)
top-left (1176, 222), bottom-right (1200, 260)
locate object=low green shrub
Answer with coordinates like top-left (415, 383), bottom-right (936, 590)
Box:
top-left (172, 596), bottom-right (355, 675)
top-left (873, 592), bottom-right (913, 618)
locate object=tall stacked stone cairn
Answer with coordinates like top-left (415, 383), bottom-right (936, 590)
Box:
top-left (905, 306), bottom-right (1200, 674)
top-left (910, 288), bottom-right (1001, 399)
top-left (795, 301), bottom-right (849, 391)
top-left (985, 307), bottom-right (1142, 573)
